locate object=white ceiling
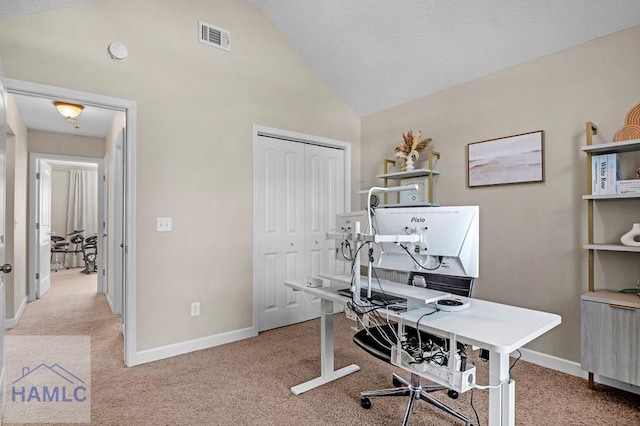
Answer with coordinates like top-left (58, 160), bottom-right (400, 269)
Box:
top-left (0, 0), bottom-right (105, 18)
top-left (11, 93), bottom-right (116, 138)
top-left (2, 0), bottom-right (640, 118)
top-left (243, 0), bottom-right (640, 116)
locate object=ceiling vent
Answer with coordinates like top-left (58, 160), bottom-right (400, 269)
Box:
top-left (199, 21), bottom-right (230, 51)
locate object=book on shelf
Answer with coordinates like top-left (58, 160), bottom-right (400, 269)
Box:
top-left (591, 154), bottom-right (621, 195)
top-left (606, 154), bottom-right (621, 195)
top-left (616, 179), bottom-right (640, 187)
top-left (617, 179), bottom-right (640, 194)
top-left (591, 156), bottom-right (599, 195)
top-left (597, 154), bottom-right (608, 194)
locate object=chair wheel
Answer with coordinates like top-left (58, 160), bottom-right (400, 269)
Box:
top-left (447, 390), bottom-right (459, 399)
top-left (360, 398), bottom-right (371, 409)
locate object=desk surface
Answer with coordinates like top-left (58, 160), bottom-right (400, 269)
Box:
top-left (321, 273), bottom-right (451, 303)
top-left (285, 278), bottom-right (561, 354)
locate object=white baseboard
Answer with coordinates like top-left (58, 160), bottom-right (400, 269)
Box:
top-left (515, 348), bottom-right (640, 396)
top-left (5, 297), bottom-right (28, 329)
top-left (135, 326), bottom-right (258, 365)
top-left (106, 294), bottom-right (115, 314)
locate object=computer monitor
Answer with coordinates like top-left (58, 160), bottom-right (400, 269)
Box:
top-left (371, 206), bottom-right (479, 278)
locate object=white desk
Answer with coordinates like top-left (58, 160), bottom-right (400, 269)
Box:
top-left (284, 277), bottom-right (561, 426)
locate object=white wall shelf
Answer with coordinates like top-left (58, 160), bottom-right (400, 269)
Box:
top-left (582, 193), bottom-right (640, 200)
top-left (583, 244), bottom-right (640, 253)
top-left (581, 138), bottom-right (640, 154)
top-left (376, 168), bottom-right (440, 179)
top-left (375, 151), bottom-right (441, 206)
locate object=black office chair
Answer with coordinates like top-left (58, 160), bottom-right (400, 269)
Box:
top-left (353, 271), bottom-right (474, 426)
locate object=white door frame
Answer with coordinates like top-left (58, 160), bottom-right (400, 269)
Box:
top-left (7, 78), bottom-right (138, 367)
top-left (28, 153), bottom-right (105, 297)
top-left (252, 125), bottom-right (351, 332)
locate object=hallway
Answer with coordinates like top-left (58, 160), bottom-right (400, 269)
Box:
top-left (5, 268), bottom-right (123, 425)
top-left (7, 268), bottom-right (120, 337)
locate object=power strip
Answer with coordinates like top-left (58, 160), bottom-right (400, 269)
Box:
top-left (345, 306), bottom-right (358, 322)
top-left (391, 347), bottom-right (476, 393)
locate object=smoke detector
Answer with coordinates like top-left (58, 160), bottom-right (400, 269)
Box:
top-left (108, 42), bottom-right (128, 61)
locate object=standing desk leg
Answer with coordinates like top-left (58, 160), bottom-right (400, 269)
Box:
top-left (488, 351), bottom-right (515, 426)
top-left (290, 298), bottom-right (360, 395)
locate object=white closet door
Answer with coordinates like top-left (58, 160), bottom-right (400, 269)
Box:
top-left (254, 135), bottom-right (347, 331)
top-left (305, 144), bottom-right (346, 284)
top-left (254, 136), bottom-right (307, 331)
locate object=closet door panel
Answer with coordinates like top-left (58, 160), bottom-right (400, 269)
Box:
top-left (281, 142), bottom-right (307, 324)
top-left (255, 136), bottom-right (306, 330)
top-left (305, 151), bottom-right (324, 270)
top-left (305, 145), bottom-right (345, 277)
top-left (324, 151), bottom-right (345, 275)
top-left (255, 142), bottom-right (284, 330)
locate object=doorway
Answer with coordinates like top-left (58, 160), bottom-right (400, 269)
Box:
top-left (29, 154), bottom-right (104, 300)
top-left (6, 78), bottom-right (138, 366)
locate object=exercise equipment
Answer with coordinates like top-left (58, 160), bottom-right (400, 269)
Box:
top-left (50, 235), bottom-right (69, 272)
top-left (81, 235), bottom-right (98, 274)
top-left (49, 229), bottom-right (98, 274)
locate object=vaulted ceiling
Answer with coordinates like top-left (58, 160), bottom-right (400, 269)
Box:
top-left (243, 0), bottom-right (640, 116)
top-left (3, 0), bottom-right (640, 119)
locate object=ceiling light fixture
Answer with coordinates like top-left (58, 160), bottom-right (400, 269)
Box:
top-left (53, 101), bottom-right (85, 119)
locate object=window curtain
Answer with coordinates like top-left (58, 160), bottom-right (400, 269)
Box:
top-left (66, 169), bottom-right (98, 268)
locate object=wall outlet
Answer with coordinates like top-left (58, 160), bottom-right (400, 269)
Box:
top-left (191, 301), bottom-right (200, 317)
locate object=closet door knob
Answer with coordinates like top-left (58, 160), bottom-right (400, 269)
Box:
top-left (290, 242), bottom-right (295, 246)
top-left (0, 263), bottom-right (13, 274)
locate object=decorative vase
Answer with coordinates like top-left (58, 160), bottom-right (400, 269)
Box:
top-left (403, 155), bottom-right (415, 172)
top-left (620, 223), bottom-right (640, 246)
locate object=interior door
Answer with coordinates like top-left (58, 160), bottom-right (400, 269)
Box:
top-left (36, 160), bottom-right (52, 298)
top-left (305, 144), bottom-right (345, 279)
top-left (0, 57), bottom-right (10, 421)
top-left (254, 135), bottom-right (307, 331)
top-left (100, 167), bottom-right (107, 294)
top-left (114, 130), bottom-right (124, 318)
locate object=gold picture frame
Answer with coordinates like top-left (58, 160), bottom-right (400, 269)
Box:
top-left (467, 130), bottom-right (544, 187)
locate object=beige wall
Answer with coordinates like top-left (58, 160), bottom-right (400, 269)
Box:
top-left (28, 131), bottom-right (105, 159)
top-left (5, 94), bottom-right (29, 321)
top-left (0, 0), bottom-right (360, 351)
top-left (361, 25), bottom-right (640, 362)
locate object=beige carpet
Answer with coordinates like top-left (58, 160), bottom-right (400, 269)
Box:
top-left (5, 269), bottom-right (640, 425)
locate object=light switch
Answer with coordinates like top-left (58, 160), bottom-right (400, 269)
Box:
top-left (157, 217), bottom-right (172, 232)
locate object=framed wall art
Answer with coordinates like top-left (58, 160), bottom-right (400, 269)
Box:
top-left (467, 130), bottom-right (544, 187)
